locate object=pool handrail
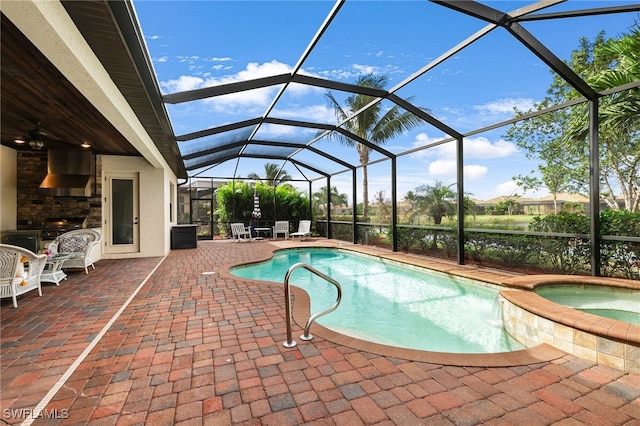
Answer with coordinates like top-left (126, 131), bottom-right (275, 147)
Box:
top-left (283, 262), bottom-right (342, 348)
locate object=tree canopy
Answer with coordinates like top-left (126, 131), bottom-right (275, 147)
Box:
top-left (312, 186), bottom-right (348, 216)
top-left (215, 181), bottom-right (308, 225)
top-left (325, 73), bottom-right (428, 216)
top-left (507, 24), bottom-right (640, 212)
top-left (247, 162), bottom-right (292, 186)
top-left (404, 181), bottom-right (456, 225)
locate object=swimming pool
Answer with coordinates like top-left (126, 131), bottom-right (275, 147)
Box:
top-left (535, 285), bottom-right (640, 324)
top-left (231, 248), bottom-right (523, 354)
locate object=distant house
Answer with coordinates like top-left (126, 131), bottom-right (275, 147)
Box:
top-left (523, 193), bottom-right (590, 214)
top-left (475, 193), bottom-right (620, 215)
top-left (475, 196), bottom-right (530, 215)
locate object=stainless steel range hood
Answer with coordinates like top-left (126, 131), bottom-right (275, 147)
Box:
top-left (39, 150), bottom-right (93, 197)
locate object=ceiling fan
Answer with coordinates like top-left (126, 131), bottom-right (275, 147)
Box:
top-left (15, 122), bottom-right (47, 149)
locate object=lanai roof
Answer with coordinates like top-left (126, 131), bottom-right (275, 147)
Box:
top-left (2, 1), bottom-right (639, 188)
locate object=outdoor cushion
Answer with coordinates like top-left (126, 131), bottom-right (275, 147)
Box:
top-left (50, 230), bottom-right (102, 274)
top-left (59, 236), bottom-right (88, 253)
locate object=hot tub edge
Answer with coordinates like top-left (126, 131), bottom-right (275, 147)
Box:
top-left (499, 289), bottom-right (639, 374)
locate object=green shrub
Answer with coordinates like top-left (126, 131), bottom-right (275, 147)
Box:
top-left (528, 212), bottom-right (591, 274)
top-left (464, 232), bottom-right (493, 262)
top-left (599, 210), bottom-right (640, 279)
top-left (439, 230), bottom-right (458, 258)
top-left (488, 234), bottom-right (537, 267)
top-left (397, 227), bottom-right (420, 251)
top-left (215, 181), bottom-right (309, 225)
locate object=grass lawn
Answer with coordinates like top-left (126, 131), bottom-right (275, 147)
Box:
top-left (442, 214), bottom-right (538, 229)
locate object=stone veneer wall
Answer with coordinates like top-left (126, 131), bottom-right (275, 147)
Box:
top-left (16, 151), bottom-right (102, 229)
top-left (499, 294), bottom-right (639, 374)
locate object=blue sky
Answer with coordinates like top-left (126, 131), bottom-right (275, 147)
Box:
top-left (133, 1), bottom-right (639, 203)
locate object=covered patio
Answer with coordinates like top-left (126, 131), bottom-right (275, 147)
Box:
top-left (1, 240), bottom-right (639, 424)
top-left (1, 1), bottom-right (639, 424)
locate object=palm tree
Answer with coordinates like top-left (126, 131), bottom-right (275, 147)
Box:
top-left (248, 162), bottom-right (292, 186)
top-left (563, 25), bottom-right (640, 211)
top-left (325, 73), bottom-right (428, 216)
top-left (405, 181), bottom-right (456, 225)
top-left (423, 182), bottom-right (456, 225)
top-left (496, 198), bottom-right (519, 215)
top-left (312, 186), bottom-right (348, 214)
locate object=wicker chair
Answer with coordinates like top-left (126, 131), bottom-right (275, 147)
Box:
top-left (49, 229), bottom-right (101, 274)
top-left (0, 244), bottom-right (47, 308)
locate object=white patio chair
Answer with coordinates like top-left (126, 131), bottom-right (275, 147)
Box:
top-left (230, 223), bottom-right (252, 242)
top-left (290, 220), bottom-right (312, 241)
top-left (0, 244), bottom-right (47, 308)
top-left (49, 229), bottom-right (101, 274)
top-left (272, 221), bottom-right (289, 240)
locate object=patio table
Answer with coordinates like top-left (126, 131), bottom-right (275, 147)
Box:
top-left (254, 227), bottom-right (272, 240)
top-left (41, 254), bottom-right (70, 285)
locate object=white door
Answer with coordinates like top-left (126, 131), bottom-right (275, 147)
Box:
top-left (105, 172), bottom-right (139, 254)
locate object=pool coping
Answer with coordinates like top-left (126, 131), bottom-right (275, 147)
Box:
top-left (218, 240), bottom-right (569, 367)
top-left (499, 275), bottom-right (640, 345)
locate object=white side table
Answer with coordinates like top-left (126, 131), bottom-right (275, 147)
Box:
top-left (254, 227), bottom-right (272, 240)
top-left (41, 254), bottom-right (70, 285)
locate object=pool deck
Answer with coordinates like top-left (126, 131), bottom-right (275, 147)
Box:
top-left (1, 238), bottom-right (639, 425)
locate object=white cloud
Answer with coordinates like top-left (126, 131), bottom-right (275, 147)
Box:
top-left (485, 179), bottom-right (550, 199)
top-left (211, 64), bottom-right (232, 71)
top-left (161, 60), bottom-right (286, 92)
top-left (410, 133), bottom-right (518, 160)
top-left (162, 75), bottom-right (206, 93)
top-left (318, 69), bottom-right (357, 80)
top-left (160, 60), bottom-right (333, 116)
top-left (352, 64), bottom-right (379, 75)
top-left (274, 103), bottom-right (334, 123)
top-left (492, 179), bottom-right (551, 199)
top-left (473, 97), bottom-right (535, 116)
top-left (408, 133), bottom-right (449, 158)
top-left (231, 60), bottom-right (290, 82)
top-left (259, 123), bottom-right (298, 137)
top-left (318, 64), bottom-right (387, 81)
top-left (160, 61), bottom-right (295, 110)
top-left (428, 160), bottom-right (487, 181)
top-left (428, 159), bottom-right (454, 176)
top-left (464, 164), bottom-right (489, 180)
top-left (177, 55), bottom-right (201, 64)
top-left (463, 137), bottom-right (519, 159)
top-left (495, 180), bottom-right (520, 196)
top-left (438, 97), bottom-right (537, 131)
top-left (285, 82), bottom-right (324, 98)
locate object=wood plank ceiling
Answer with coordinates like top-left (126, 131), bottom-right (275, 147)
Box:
top-left (1, 1), bottom-right (186, 178)
top-left (0, 15), bottom-right (138, 155)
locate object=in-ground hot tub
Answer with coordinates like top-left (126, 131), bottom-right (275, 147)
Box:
top-left (535, 285), bottom-right (639, 324)
top-left (498, 275), bottom-right (640, 373)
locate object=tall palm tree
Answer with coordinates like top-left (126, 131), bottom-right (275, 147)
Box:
top-left (325, 73), bottom-right (428, 216)
top-left (248, 162), bottom-right (292, 186)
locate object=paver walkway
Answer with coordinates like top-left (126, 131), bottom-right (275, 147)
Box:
top-left (1, 239), bottom-right (639, 425)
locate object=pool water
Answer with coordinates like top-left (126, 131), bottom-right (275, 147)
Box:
top-left (231, 248), bottom-right (523, 353)
top-left (535, 287), bottom-right (640, 325)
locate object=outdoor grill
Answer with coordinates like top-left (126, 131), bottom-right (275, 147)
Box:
top-left (41, 217), bottom-right (87, 240)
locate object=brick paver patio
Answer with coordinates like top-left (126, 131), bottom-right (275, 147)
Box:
top-left (1, 239), bottom-right (639, 425)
